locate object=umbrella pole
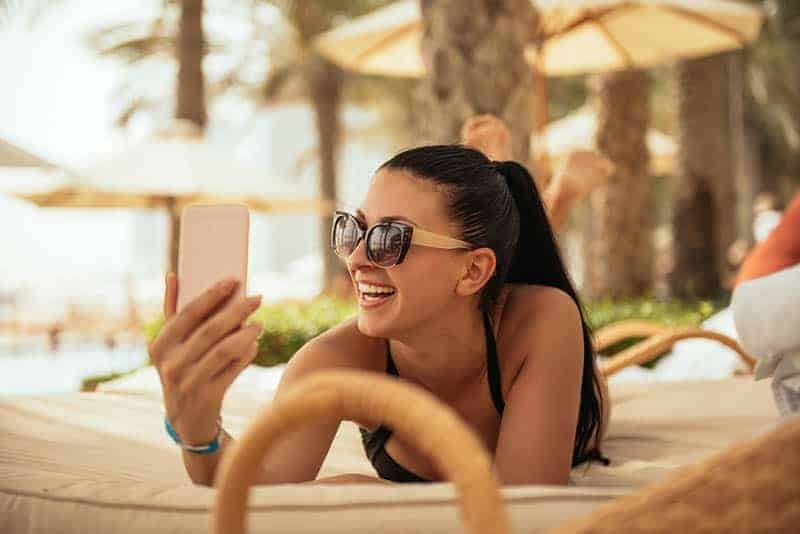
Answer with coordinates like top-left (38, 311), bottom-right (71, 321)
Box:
top-left (166, 197), bottom-right (180, 275)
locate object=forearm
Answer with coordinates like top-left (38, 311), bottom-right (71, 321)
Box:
top-left (542, 179), bottom-right (578, 234)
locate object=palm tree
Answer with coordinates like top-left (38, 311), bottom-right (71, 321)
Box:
top-left (415, 0), bottom-right (538, 167)
top-left (668, 52), bottom-right (737, 298)
top-left (267, 1), bottom-right (394, 295)
top-left (583, 70), bottom-right (652, 299)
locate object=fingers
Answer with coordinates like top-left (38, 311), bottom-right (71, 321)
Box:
top-left (152, 278), bottom-right (239, 357)
top-left (164, 272), bottom-right (177, 319)
top-left (177, 323), bottom-right (262, 395)
top-left (211, 339), bottom-right (260, 392)
top-left (159, 294), bottom-right (261, 382)
top-left (181, 293), bottom-right (262, 363)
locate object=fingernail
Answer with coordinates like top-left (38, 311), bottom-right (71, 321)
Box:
top-left (250, 322), bottom-right (263, 332)
top-left (247, 295), bottom-right (262, 308)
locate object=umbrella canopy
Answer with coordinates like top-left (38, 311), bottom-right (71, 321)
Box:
top-left (0, 138), bottom-right (57, 168)
top-left (315, 0), bottom-right (764, 78)
top-left (543, 107), bottom-right (677, 175)
top-left (17, 128), bottom-right (332, 215)
top-left (15, 124), bottom-right (333, 274)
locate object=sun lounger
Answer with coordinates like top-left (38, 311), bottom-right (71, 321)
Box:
top-left (1, 360), bottom-right (778, 533)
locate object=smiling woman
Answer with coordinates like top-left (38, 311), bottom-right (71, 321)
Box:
top-left (150, 143), bottom-right (608, 488)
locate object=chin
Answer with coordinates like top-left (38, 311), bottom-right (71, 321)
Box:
top-left (355, 294), bottom-right (402, 338)
top-left (356, 313), bottom-right (392, 339)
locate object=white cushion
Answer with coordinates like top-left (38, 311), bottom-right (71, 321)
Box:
top-left (0, 377), bottom-right (777, 533)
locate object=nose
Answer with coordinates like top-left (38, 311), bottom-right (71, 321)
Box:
top-left (345, 235), bottom-right (371, 271)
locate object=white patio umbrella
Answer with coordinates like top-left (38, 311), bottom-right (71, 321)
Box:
top-left (543, 106), bottom-right (677, 175)
top-left (0, 137), bottom-right (57, 168)
top-left (17, 122), bottom-right (332, 272)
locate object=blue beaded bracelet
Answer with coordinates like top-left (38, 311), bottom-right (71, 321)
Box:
top-left (164, 415), bottom-right (222, 454)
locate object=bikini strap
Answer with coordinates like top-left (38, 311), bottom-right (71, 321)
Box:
top-left (384, 319), bottom-right (504, 414)
top-left (385, 339), bottom-right (399, 376)
top-left (484, 311), bottom-right (505, 414)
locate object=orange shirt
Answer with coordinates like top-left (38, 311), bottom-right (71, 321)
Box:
top-left (735, 191), bottom-right (800, 286)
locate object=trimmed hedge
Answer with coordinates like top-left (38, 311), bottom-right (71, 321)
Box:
top-left (140, 296), bottom-right (718, 368)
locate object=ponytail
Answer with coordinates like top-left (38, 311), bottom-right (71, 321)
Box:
top-left (494, 160), bottom-right (609, 467)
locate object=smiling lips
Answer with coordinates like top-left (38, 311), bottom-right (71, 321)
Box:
top-left (356, 281), bottom-right (397, 307)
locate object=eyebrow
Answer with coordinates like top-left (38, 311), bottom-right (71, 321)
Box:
top-left (355, 208), bottom-right (417, 226)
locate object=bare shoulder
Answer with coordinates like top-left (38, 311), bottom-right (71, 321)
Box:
top-left (495, 284), bottom-right (583, 384)
top-left (502, 283), bottom-right (581, 338)
top-left (279, 315), bottom-right (385, 387)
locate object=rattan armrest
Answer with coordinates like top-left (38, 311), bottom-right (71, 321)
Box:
top-left (600, 327), bottom-right (757, 378)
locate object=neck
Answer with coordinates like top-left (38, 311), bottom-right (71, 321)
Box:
top-left (388, 301), bottom-right (487, 400)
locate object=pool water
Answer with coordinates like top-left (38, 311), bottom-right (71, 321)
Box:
top-left (0, 335), bottom-right (148, 396)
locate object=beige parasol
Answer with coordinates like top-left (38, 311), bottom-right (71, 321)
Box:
top-left (315, 0), bottom-right (763, 176)
top-left (315, 0), bottom-right (764, 78)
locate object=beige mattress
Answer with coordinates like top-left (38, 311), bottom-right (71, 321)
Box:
top-left (0, 376), bottom-right (778, 533)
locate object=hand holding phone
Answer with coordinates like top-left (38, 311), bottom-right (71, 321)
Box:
top-left (148, 204), bottom-right (262, 446)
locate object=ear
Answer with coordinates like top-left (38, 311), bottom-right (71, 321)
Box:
top-left (455, 247), bottom-right (497, 298)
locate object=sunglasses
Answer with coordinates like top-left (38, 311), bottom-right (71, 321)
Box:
top-left (330, 210), bottom-right (473, 268)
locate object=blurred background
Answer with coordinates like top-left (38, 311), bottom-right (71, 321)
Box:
top-left (1, 0), bottom-right (797, 395)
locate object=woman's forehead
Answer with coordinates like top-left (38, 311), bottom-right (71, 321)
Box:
top-left (359, 168), bottom-right (450, 227)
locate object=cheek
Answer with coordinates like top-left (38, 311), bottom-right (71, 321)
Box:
top-left (391, 253), bottom-right (459, 302)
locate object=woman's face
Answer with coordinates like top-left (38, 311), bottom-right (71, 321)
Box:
top-left (347, 168), bottom-right (470, 338)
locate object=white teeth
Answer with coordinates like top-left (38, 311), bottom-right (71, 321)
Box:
top-left (358, 282), bottom-right (396, 295)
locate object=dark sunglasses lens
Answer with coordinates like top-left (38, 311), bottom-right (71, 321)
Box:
top-left (332, 215), bottom-right (360, 257)
top-left (367, 224), bottom-right (404, 267)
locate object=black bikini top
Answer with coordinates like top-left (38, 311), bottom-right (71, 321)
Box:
top-left (359, 310), bottom-right (504, 482)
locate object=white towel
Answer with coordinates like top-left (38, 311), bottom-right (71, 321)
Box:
top-left (732, 263), bottom-right (800, 418)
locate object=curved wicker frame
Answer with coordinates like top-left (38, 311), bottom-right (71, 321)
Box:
top-left (548, 416), bottom-right (800, 533)
top-left (597, 325), bottom-right (757, 377)
top-left (212, 369), bottom-right (509, 534)
top-left (593, 319), bottom-right (670, 352)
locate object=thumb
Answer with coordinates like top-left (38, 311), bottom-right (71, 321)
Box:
top-left (164, 272), bottom-right (177, 319)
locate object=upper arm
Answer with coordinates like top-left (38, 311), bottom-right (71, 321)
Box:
top-left (254, 319), bottom-right (375, 484)
top-left (493, 288), bottom-right (584, 486)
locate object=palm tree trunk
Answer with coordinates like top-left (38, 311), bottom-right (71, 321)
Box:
top-left (583, 70), bottom-right (652, 299)
top-left (307, 56), bottom-right (345, 295)
top-left (176, 0), bottom-right (207, 129)
top-left (289, 4), bottom-right (347, 297)
top-left (415, 0), bottom-right (538, 168)
top-left (669, 53), bottom-right (736, 298)
top-left (729, 50), bottom-right (759, 253)
top-left (168, 0), bottom-right (207, 275)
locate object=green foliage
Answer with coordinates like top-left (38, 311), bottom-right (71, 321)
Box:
top-left (249, 296), bottom-right (357, 366)
top-left (585, 297), bottom-right (717, 331)
top-left (142, 296), bottom-right (357, 368)
top-left (140, 295), bottom-right (719, 367)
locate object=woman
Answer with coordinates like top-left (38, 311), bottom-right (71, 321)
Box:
top-left (150, 140), bottom-right (610, 488)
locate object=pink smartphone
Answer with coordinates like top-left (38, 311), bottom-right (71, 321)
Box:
top-left (176, 204), bottom-right (250, 314)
